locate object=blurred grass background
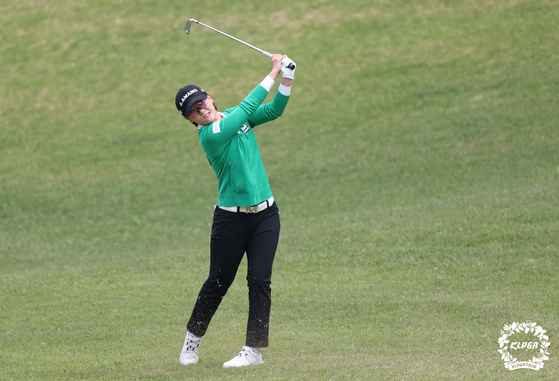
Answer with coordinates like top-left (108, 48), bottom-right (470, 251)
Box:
top-left (1, 0), bottom-right (558, 379)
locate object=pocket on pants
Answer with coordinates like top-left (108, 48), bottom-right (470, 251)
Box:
top-left (210, 208), bottom-right (240, 241)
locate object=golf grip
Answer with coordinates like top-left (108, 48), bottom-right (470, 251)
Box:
top-left (282, 58), bottom-right (296, 70)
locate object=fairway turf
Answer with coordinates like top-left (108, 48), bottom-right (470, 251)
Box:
top-left (1, 0), bottom-right (558, 380)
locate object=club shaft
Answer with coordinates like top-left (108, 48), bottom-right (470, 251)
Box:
top-left (189, 20), bottom-right (272, 58)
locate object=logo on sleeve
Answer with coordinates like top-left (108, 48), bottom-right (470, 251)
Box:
top-left (238, 124), bottom-right (250, 135)
top-left (213, 121), bottom-right (221, 134)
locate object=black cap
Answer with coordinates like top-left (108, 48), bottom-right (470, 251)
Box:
top-left (175, 85), bottom-right (207, 117)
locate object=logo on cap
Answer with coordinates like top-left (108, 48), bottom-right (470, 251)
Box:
top-left (179, 89), bottom-right (198, 107)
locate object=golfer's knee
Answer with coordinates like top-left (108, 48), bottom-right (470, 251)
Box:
top-left (247, 275), bottom-right (271, 291)
top-left (203, 277), bottom-right (234, 293)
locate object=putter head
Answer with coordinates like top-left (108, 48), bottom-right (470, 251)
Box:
top-left (184, 19), bottom-right (197, 35)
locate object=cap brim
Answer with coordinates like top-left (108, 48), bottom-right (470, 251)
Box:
top-left (183, 93), bottom-right (208, 117)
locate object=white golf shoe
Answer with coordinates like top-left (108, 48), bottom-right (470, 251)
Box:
top-left (222, 346), bottom-right (264, 368)
top-left (179, 332), bottom-right (202, 365)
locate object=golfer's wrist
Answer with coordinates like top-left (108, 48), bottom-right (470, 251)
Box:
top-left (280, 78), bottom-right (293, 88)
top-left (260, 76), bottom-right (275, 92)
top-left (268, 68), bottom-right (281, 81)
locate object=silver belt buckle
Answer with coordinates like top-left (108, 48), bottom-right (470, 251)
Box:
top-left (246, 205), bottom-right (258, 214)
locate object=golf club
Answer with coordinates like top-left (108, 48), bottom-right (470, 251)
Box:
top-left (184, 19), bottom-right (295, 70)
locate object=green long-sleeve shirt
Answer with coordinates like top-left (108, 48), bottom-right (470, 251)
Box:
top-left (198, 81), bottom-right (289, 207)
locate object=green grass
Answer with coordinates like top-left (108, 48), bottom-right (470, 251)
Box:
top-left (1, 0), bottom-right (558, 379)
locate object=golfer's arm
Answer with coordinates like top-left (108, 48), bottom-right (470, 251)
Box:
top-left (249, 75), bottom-right (293, 127)
top-left (202, 78), bottom-right (272, 149)
top-left (248, 88), bottom-right (290, 127)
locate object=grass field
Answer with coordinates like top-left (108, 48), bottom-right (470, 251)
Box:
top-left (1, 0), bottom-right (558, 379)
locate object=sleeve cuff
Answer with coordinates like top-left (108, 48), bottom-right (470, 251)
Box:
top-left (278, 84), bottom-right (291, 96)
top-left (259, 76), bottom-right (275, 92)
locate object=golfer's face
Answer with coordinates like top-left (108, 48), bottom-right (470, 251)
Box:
top-left (188, 96), bottom-right (217, 124)
top-left (189, 98), bottom-right (211, 118)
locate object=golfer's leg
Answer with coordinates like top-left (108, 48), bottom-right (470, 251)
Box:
top-left (187, 209), bottom-right (248, 337)
top-left (245, 204), bottom-right (281, 348)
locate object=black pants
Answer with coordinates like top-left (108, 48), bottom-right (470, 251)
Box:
top-left (187, 202), bottom-right (280, 348)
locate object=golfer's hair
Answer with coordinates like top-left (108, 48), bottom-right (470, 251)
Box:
top-left (189, 101), bottom-right (218, 128)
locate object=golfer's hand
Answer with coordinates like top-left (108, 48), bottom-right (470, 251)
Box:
top-left (271, 54), bottom-right (287, 74)
top-left (281, 57), bottom-right (296, 80)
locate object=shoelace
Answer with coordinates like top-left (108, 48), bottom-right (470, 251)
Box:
top-left (185, 339), bottom-right (200, 352)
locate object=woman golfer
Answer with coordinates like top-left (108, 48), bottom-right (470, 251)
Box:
top-left (175, 54), bottom-right (295, 368)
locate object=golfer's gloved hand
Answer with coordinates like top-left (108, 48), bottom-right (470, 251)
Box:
top-left (281, 57), bottom-right (296, 80)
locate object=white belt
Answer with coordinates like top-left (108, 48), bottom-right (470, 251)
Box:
top-left (218, 196), bottom-right (274, 214)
